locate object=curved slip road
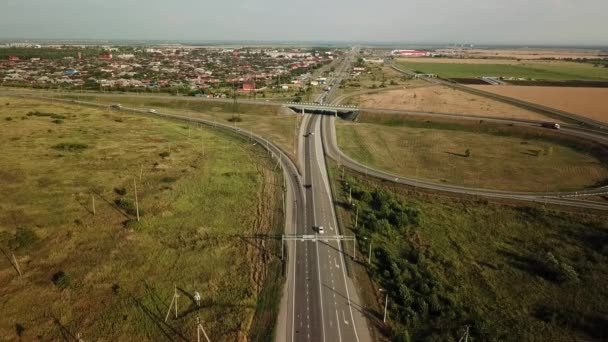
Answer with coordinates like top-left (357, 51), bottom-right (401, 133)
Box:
top-left (321, 114), bottom-right (608, 210)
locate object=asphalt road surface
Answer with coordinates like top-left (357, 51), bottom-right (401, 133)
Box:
top-left (299, 113), bottom-right (371, 342)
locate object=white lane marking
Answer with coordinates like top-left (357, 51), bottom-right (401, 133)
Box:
top-left (336, 239), bottom-right (360, 342)
top-left (334, 257), bottom-right (340, 269)
top-left (314, 219), bottom-right (327, 342)
top-left (316, 115), bottom-right (362, 342)
top-left (335, 310), bottom-right (343, 342)
top-left (291, 239), bottom-right (297, 342)
top-left (342, 310), bottom-right (349, 325)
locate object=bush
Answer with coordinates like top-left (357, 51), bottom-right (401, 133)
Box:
top-left (15, 324), bottom-right (25, 337)
top-left (9, 227), bottom-right (38, 250)
top-left (27, 111), bottom-right (66, 120)
top-left (228, 115), bottom-right (243, 123)
top-left (114, 187), bottom-right (127, 196)
top-left (52, 142), bottom-right (88, 152)
top-left (114, 198), bottom-right (138, 216)
top-left (559, 263), bottom-right (579, 283)
top-left (5, 117), bottom-right (12, 121)
top-left (51, 271), bottom-right (71, 289)
top-left (159, 151), bottom-right (171, 158)
top-left (52, 119), bottom-right (64, 124)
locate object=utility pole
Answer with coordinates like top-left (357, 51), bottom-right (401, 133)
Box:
top-left (368, 237), bottom-right (372, 264)
top-left (354, 204), bottom-right (358, 227)
top-left (164, 285), bottom-right (180, 322)
top-left (12, 252), bottom-right (22, 277)
top-left (196, 316), bottom-right (211, 342)
top-left (458, 325), bottom-right (470, 342)
top-left (133, 178), bottom-right (140, 222)
top-left (383, 291), bottom-right (388, 323)
top-left (91, 194), bottom-right (96, 216)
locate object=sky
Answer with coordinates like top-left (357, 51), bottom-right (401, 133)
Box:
top-left (1, 0), bottom-right (607, 45)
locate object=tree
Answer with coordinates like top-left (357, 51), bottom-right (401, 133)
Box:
top-left (464, 149), bottom-right (471, 157)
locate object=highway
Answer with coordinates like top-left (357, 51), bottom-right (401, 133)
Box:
top-left (297, 113), bottom-right (371, 342)
top-left (4, 48), bottom-right (608, 342)
top-left (278, 46), bottom-right (372, 342)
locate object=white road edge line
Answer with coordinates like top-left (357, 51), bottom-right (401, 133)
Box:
top-left (317, 116), bottom-right (361, 342)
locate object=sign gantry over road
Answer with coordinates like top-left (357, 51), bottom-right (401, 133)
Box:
top-left (281, 234), bottom-right (357, 261)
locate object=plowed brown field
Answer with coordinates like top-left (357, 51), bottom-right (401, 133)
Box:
top-left (470, 85), bottom-right (608, 123)
top-left (357, 85), bottom-right (554, 121)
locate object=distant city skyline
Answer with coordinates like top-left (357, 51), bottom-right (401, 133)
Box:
top-left (1, 0), bottom-right (607, 45)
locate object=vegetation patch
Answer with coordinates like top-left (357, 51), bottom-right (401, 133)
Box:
top-left (27, 111), bottom-right (66, 120)
top-left (0, 96), bottom-right (282, 341)
top-left (52, 142), bottom-right (89, 152)
top-left (7, 227), bottom-right (39, 250)
top-left (334, 170), bottom-right (608, 341)
top-left (51, 271), bottom-right (71, 290)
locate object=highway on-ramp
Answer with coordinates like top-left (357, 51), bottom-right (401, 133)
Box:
top-left (320, 113), bottom-right (608, 210)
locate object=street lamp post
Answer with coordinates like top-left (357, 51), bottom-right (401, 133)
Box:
top-left (379, 288), bottom-right (388, 323)
top-left (363, 236), bottom-right (373, 264)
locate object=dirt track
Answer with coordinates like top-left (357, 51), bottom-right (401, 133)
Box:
top-left (357, 85), bottom-right (554, 121)
top-left (470, 85), bottom-right (608, 123)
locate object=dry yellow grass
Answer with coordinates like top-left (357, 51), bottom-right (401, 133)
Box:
top-left (356, 85), bottom-right (555, 121)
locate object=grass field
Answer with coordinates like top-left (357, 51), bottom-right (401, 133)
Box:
top-left (329, 165), bottom-right (608, 341)
top-left (397, 59), bottom-right (608, 81)
top-left (0, 97), bottom-right (283, 341)
top-left (336, 115), bottom-right (608, 192)
top-left (48, 92), bottom-right (300, 160)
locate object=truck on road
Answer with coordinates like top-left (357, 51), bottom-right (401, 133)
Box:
top-left (541, 122), bottom-right (561, 129)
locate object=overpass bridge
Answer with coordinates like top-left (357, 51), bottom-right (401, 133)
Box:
top-left (285, 102), bottom-right (359, 116)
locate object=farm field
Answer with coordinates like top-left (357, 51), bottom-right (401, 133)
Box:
top-left (0, 97), bottom-right (282, 341)
top-left (396, 59), bottom-right (608, 81)
top-left (433, 48), bottom-right (608, 60)
top-left (335, 115), bottom-right (608, 192)
top-left (354, 85), bottom-right (554, 121)
top-left (469, 85), bottom-right (608, 124)
top-left (329, 164), bottom-right (608, 341)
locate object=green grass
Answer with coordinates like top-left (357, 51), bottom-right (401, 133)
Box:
top-left (397, 61), bottom-right (608, 81)
top-left (330, 165), bottom-right (608, 341)
top-left (336, 115), bottom-right (608, 192)
top-left (0, 97), bottom-right (283, 341)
